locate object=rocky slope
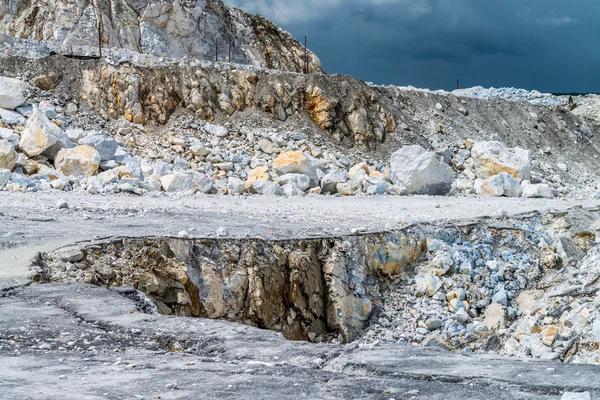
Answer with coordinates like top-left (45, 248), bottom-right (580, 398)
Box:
top-left (0, 0), bottom-right (321, 73)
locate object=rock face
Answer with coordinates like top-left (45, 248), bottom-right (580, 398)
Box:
top-left (0, 0), bottom-right (321, 73)
top-left (471, 141), bottom-right (531, 182)
top-left (390, 145), bottom-right (453, 195)
top-left (0, 139), bottom-right (17, 170)
top-left (54, 145), bottom-right (101, 177)
top-left (19, 107), bottom-right (62, 158)
top-left (77, 64), bottom-right (393, 150)
top-left (0, 77), bottom-right (27, 109)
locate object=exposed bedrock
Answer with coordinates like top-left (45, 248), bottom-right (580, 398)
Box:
top-left (0, 0), bottom-right (321, 73)
top-left (38, 231), bottom-right (428, 342)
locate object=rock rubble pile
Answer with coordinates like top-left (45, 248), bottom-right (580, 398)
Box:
top-left (0, 74), bottom-right (571, 199)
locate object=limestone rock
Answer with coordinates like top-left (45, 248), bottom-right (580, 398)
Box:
top-left (415, 274), bottom-right (442, 297)
top-left (425, 318), bottom-right (443, 331)
top-left (282, 183), bottom-right (304, 197)
top-left (390, 145), bottom-right (453, 195)
top-left (471, 141), bottom-right (531, 182)
top-left (32, 73), bottom-right (62, 91)
top-left (79, 135), bottom-right (119, 161)
top-left (348, 162), bottom-right (370, 179)
top-left (542, 326), bottom-right (558, 347)
top-left (272, 151), bottom-right (318, 187)
top-left (522, 183), bottom-right (554, 199)
top-left (480, 173), bottom-right (522, 197)
top-left (278, 173), bottom-right (311, 191)
top-left (204, 123), bottom-right (229, 138)
top-left (19, 107), bottom-right (62, 158)
top-left (0, 168), bottom-right (10, 187)
top-left (161, 173), bottom-right (193, 192)
top-left (0, 139), bottom-right (17, 170)
top-left (54, 145), bottom-right (101, 177)
top-left (336, 182), bottom-right (353, 196)
top-left (0, 128), bottom-right (19, 149)
top-left (246, 165), bottom-right (269, 188)
top-left (253, 180), bottom-right (283, 196)
top-left (0, 0), bottom-right (323, 74)
top-left (516, 290), bottom-right (543, 315)
top-left (321, 170), bottom-right (348, 194)
top-left (0, 108), bottom-right (24, 124)
top-left (483, 303), bottom-right (507, 330)
top-left (227, 177), bottom-right (246, 195)
top-left (0, 77), bottom-right (27, 109)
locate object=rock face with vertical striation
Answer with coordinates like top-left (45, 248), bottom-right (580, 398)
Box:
top-left (0, 0), bottom-right (322, 73)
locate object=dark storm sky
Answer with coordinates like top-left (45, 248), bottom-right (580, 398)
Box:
top-left (224, 0), bottom-right (600, 93)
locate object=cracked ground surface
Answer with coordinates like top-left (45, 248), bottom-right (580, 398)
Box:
top-left (2, 192), bottom-right (600, 399)
top-left (2, 283), bottom-right (600, 399)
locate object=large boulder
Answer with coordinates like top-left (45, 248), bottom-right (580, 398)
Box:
top-left (390, 145), bottom-right (453, 195)
top-left (471, 141), bottom-right (531, 182)
top-left (204, 123), bottom-right (229, 138)
top-left (480, 172), bottom-right (522, 197)
top-left (0, 77), bottom-right (27, 110)
top-left (19, 107), bottom-right (62, 158)
top-left (79, 134), bottom-right (119, 161)
top-left (161, 173), bottom-right (193, 192)
top-left (272, 151), bottom-right (318, 187)
top-left (0, 140), bottom-right (17, 170)
top-left (0, 128), bottom-right (19, 149)
top-left (54, 145), bottom-right (101, 177)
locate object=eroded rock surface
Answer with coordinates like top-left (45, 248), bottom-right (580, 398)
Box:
top-left (0, 0), bottom-right (321, 73)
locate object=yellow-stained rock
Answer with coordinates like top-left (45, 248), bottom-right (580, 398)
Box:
top-left (542, 325), bottom-right (558, 346)
top-left (305, 86), bottom-right (335, 129)
top-left (246, 165), bottom-right (269, 188)
top-left (54, 145), bottom-right (101, 177)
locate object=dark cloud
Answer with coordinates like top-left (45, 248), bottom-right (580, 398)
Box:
top-left (225, 0), bottom-right (600, 92)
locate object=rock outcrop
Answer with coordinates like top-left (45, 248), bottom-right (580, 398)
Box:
top-left (0, 0), bottom-right (321, 73)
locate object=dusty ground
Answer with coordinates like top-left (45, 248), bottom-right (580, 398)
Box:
top-left (2, 282), bottom-right (600, 400)
top-left (2, 192), bottom-right (600, 399)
